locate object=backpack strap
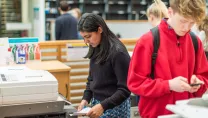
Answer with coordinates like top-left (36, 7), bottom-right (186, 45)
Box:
top-left (190, 31), bottom-right (198, 54)
top-left (150, 26), bottom-right (160, 79)
top-left (189, 31), bottom-right (198, 73)
top-left (136, 27), bottom-right (159, 103)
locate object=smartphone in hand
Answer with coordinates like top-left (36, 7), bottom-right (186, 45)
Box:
top-left (190, 83), bottom-right (202, 87)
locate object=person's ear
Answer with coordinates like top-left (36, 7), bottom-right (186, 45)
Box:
top-left (168, 7), bottom-right (173, 17)
top-left (149, 14), bottom-right (154, 22)
top-left (98, 27), bottom-right (103, 34)
top-left (67, 6), bottom-right (70, 11)
top-left (58, 7), bottom-right (61, 12)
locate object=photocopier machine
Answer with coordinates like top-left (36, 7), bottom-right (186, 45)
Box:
top-left (158, 92), bottom-right (208, 118)
top-left (0, 66), bottom-right (77, 118)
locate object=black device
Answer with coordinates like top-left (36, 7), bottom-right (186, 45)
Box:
top-left (190, 83), bottom-right (202, 87)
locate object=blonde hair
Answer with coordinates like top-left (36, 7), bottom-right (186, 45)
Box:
top-left (73, 8), bottom-right (81, 19)
top-left (70, 8), bottom-right (81, 20)
top-left (170, 0), bottom-right (206, 23)
top-left (198, 16), bottom-right (208, 31)
top-left (146, 0), bottom-right (168, 19)
top-left (146, 3), bottom-right (164, 19)
top-left (198, 16), bottom-right (208, 41)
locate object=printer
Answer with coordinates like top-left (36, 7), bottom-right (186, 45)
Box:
top-left (0, 66), bottom-right (77, 118)
top-left (158, 93), bottom-right (208, 118)
top-left (0, 67), bottom-right (58, 105)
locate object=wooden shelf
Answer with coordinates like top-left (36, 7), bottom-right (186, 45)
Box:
top-left (0, 0), bottom-right (22, 37)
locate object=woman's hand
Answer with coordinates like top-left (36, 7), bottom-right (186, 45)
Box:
top-left (87, 104), bottom-right (104, 118)
top-left (77, 100), bottom-right (88, 111)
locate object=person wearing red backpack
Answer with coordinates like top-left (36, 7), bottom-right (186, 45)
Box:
top-left (127, 0), bottom-right (208, 118)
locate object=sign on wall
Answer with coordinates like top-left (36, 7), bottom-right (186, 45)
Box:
top-left (66, 43), bottom-right (88, 60)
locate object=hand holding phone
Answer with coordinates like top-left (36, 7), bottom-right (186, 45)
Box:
top-left (189, 75), bottom-right (204, 93)
top-left (190, 83), bottom-right (202, 87)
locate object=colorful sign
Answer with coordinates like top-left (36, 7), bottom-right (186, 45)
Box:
top-left (8, 37), bottom-right (41, 64)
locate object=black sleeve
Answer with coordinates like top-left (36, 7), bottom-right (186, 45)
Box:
top-left (82, 61), bottom-right (93, 103)
top-left (100, 52), bottom-right (131, 110)
top-left (55, 19), bottom-right (61, 40)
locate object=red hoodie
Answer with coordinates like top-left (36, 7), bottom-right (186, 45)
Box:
top-left (128, 20), bottom-right (208, 118)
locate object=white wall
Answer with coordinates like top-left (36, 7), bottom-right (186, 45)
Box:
top-left (107, 21), bottom-right (152, 39)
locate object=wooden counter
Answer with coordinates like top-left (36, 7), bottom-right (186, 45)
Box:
top-left (26, 60), bottom-right (71, 100)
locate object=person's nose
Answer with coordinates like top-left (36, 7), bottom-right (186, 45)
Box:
top-left (182, 24), bottom-right (188, 32)
top-left (183, 23), bottom-right (192, 32)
